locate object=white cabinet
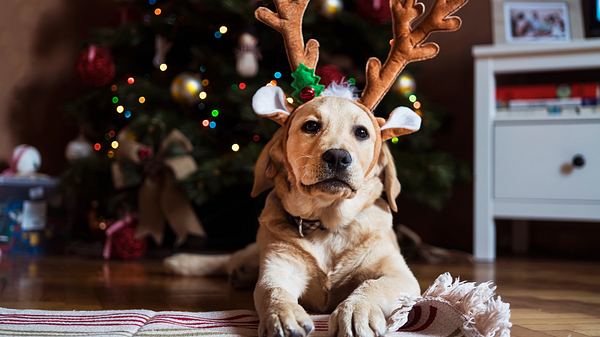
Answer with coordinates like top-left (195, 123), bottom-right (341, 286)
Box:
top-left (473, 41), bottom-right (600, 261)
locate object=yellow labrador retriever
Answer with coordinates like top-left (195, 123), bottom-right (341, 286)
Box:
top-left (165, 0), bottom-right (466, 336)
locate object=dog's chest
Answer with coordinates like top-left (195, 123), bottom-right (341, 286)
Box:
top-left (298, 235), bottom-right (369, 313)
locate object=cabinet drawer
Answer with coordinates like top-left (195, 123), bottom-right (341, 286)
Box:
top-left (494, 121), bottom-right (600, 201)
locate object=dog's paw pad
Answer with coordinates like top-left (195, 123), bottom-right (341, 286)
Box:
top-left (260, 304), bottom-right (313, 337)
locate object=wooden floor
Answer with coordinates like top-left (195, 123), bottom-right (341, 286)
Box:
top-left (0, 256), bottom-right (598, 336)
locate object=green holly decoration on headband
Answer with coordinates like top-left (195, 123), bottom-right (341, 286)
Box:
top-left (291, 64), bottom-right (325, 103)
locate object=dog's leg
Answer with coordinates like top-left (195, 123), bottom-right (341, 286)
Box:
top-left (164, 253), bottom-right (230, 276)
top-left (227, 243), bottom-right (260, 288)
top-left (255, 252), bottom-right (314, 337)
top-left (328, 257), bottom-right (419, 337)
top-left (164, 243), bottom-right (260, 281)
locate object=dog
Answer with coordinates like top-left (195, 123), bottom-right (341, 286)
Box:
top-left (165, 0), bottom-right (466, 336)
top-left (166, 94), bottom-right (421, 337)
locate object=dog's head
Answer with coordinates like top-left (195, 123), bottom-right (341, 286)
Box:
top-left (250, 86), bottom-right (420, 212)
top-left (249, 0), bottom-right (465, 213)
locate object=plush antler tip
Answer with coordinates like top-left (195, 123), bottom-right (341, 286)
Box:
top-left (446, 17), bottom-right (463, 30)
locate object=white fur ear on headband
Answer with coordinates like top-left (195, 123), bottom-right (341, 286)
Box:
top-left (380, 107), bottom-right (422, 141)
top-left (252, 86), bottom-right (290, 125)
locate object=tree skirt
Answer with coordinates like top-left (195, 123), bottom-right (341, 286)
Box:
top-left (0, 273), bottom-right (511, 337)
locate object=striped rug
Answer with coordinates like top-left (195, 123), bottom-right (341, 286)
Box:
top-left (0, 273), bottom-right (511, 337)
top-left (0, 303), bottom-right (460, 337)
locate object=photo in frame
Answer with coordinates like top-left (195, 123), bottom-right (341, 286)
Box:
top-left (491, 0), bottom-right (585, 44)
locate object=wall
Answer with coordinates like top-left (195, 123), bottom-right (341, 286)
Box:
top-left (0, 0), bottom-right (111, 174)
top-left (396, 0), bottom-right (492, 251)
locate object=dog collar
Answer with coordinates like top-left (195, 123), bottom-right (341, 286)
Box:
top-left (286, 212), bottom-right (326, 238)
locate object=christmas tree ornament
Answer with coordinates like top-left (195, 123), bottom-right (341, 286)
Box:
top-left (2, 145), bottom-right (42, 176)
top-left (76, 45), bottom-right (116, 87)
top-left (316, 64), bottom-right (345, 86)
top-left (356, 0), bottom-right (392, 24)
top-left (395, 73), bottom-right (416, 96)
top-left (170, 72), bottom-right (203, 105)
top-left (236, 33), bottom-right (261, 78)
top-left (137, 146), bottom-right (153, 161)
top-left (65, 133), bottom-right (93, 162)
top-left (153, 35), bottom-right (173, 69)
top-left (320, 0), bottom-right (343, 17)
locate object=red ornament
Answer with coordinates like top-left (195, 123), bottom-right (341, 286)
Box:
top-left (299, 87), bottom-right (316, 101)
top-left (111, 226), bottom-right (147, 260)
top-left (356, 0), bottom-right (392, 24)
top-left (316, 64), bottom-right (345, 86)
top-left (76, 45), bottom-right (116, 87)
top-left (137, 146), bottom-right (153, 160)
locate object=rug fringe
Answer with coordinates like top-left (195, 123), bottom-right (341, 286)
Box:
top-left (423, 272), bottom-right (512, 337)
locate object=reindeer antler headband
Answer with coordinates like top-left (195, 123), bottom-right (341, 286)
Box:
top-left (252, 0), bottom-right (467, 139)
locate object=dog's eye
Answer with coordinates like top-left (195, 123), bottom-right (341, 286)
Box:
top-left (354, 126), bottom-right (369, 140)
top-left (302, 121), bottom-right (321, 134)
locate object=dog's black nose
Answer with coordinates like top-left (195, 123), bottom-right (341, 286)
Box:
top-left (322, 149), bottom-right (352, 171)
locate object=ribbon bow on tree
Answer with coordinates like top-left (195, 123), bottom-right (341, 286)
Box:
top-left (112, 129), bottom-right (206, 245)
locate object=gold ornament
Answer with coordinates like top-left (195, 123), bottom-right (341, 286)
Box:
top-left (170, 72), bottom-right (203, 105)
top-left (395, 73), bottom-right (416, 96)
top-left (321, 0), bottom-right (343, 17)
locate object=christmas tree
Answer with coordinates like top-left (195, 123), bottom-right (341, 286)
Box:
top-left (60, 0), bottom-right (467, 255)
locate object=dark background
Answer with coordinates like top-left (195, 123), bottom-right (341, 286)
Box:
top-left (1, 0), bottom-right (598, 258)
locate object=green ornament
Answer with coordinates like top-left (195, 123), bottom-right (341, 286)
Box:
top-left (291, 64), bottom-right (325, 103)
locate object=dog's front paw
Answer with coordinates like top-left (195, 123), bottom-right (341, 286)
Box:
top-left (259, 303), bottom-right (314, 337)
top-left (329, 299), bottom-right (387, 337)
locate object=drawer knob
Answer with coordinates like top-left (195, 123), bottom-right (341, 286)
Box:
top-left (572, 154), bottom-right (586, 168)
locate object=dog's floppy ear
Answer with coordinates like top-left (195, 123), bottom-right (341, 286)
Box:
top-left (380, 107), bottom-right (421, 141)
top-left (378, 143), bottom-right (401, 212)
top-left (251, 129), bottom-right (284, 197)
top-left (252, 86), bottom-right (291, 125)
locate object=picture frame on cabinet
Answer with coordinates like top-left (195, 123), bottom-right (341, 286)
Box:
top-left (491, 0), bottom-right (585, 44)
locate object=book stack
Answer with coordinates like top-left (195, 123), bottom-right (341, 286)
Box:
top-left (496, 82), bottom-right (599, 116)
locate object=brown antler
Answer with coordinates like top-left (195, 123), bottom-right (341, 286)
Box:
top-left (359, 0), bottom-right (467, 111)
top-left (255, 0), bottom-right (319, 71)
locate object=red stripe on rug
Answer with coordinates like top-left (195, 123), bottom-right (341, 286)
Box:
top-left (151, 314), bottom-right (255, 321)
top-left (0, 313), bottom-right (151, 320)
top-left (148, 317), bottom-right (259, 324)
top-left (0, 317), bottom-right (147, 325)
top-left (398, 306), bottom-right (421, 330)
top-left (404, 306), bottom-right (437, 332)
top-left (0, 320), bottom-right (145, 327)
top-left (147, 320), bottom-right (258, 326)
top-left (144, 322), bottom-right (258, 329)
